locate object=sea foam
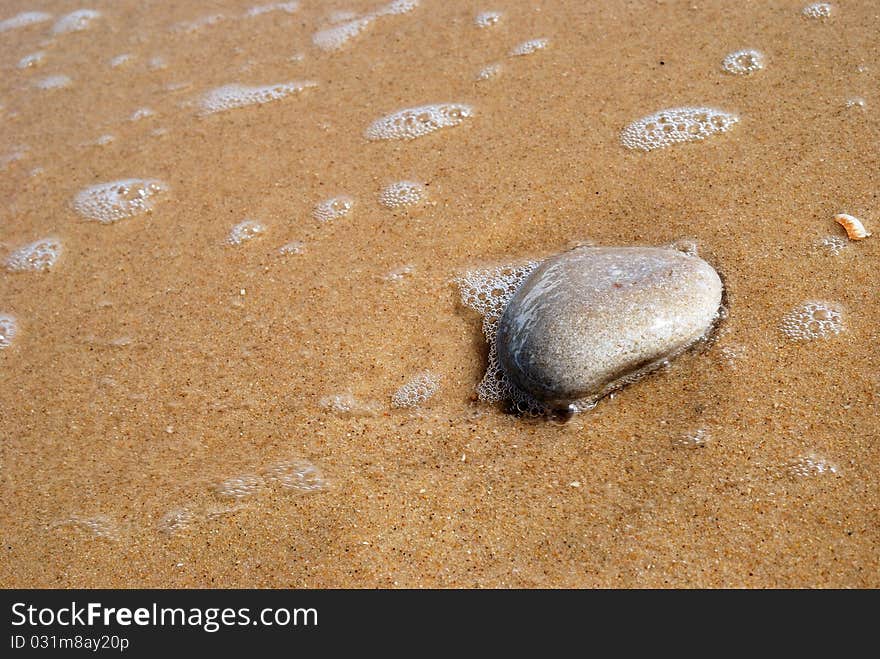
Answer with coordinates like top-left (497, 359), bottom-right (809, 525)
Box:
top-left (365, 103), bottom-right (473, 141)
top-left (621, 107), bottom-right (739, 151)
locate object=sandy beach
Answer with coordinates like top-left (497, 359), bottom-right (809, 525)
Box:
top-left (0, 0), bottom-right (877, 588)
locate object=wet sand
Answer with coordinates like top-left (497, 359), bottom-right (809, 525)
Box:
top-left (0, 0), bottom-right (877, 588)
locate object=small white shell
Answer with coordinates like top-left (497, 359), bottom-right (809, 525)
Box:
top-left (834, 213), bottom-right (871, 240)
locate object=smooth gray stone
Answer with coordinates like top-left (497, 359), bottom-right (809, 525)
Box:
top-left (496, 246), bottom-right (723, 409)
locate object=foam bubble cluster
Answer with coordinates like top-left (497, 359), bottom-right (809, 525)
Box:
top-left (73, 179), bottom-right (168, 223)
top-left (226, 220), bottom-right (265, 245)
top-left (214, 474), bottom-right (263, 499)
top-left (510, 38), bottom-right (549, 56)
top-left (110, 53), bottom-right (133, 68)
top-left (476, 63), bottom-right (502, 81)
top-left (263, 459), bottom-right (326, 492)
top-left (379, 181), bottom-right (426, 208)
top-left (18, 51), bottom-right (46, 69)
top-left (365, 103), bottom-right (473, 141)
top-left (802, 3), bottom-right (833, 18)
top-left (674, 428), bottom-right (711, 448)
top-left (6, 237), bottom-right (62, 272)
top-left (319, 392), bottom-right (379, 416)
top-left (173, 14), bottom-right (224, 33)
top-left (312, 17), bottom-right (374, 51)
top-left (458, 261), bottom-right (550, 414)
top-left (375, 0), bottom-right (420, 16)
top-left (278, 241), bottom-right (305, 255)
top-left (52, 9), bottom-right (101, 35)
top-left (785, 454), bottom-right (839, 478)
top-left (200, 81), bottom-right (316, 115)
top-left (384, 264), bottom-right (415, 281)
top-left (475, 11), bottom-right (502, 28)
top-left (34, 75), bottom-right (71, 90)
top-left (0, 314), bottom-right (17, 349)
top-left (392, 370), bottom-right (441, 408)
top-left (817, 235), bottom-right (847, 255)
top-left (0, 11), bottom-right (51, 33)
top-left (313, 196), bottom-right (354, 223)
top-left (214, 459), bottom-right (327, 501)
top-left (780, 301), bottom-right (843, 341)
top-left (311, 0), bottom-right (419, 52)
top-left (722, 49), bottom-right (765, 75)
top-left (129, 107), bottom-right (155, 121)
top-left (245, 2), bottom-right (300, 17)
top-left (158, 508), bottom-right (195, 535)
top-left (621, 107), bottom-right (739, 151)
top-left (56, 514), bottom-right (119, 540)
top-left (327, 10), bottom-right (358, 23)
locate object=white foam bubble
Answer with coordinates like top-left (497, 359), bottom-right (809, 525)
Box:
top-left (129, 107), bottom-right (155, 121)
top-left (278, 240), bottom-right (305, 255)
top-left (319, 392), bottom-right (379, 416)
top-left (199, 81), bottom-right (316, 115)
top-left (226, 220), bottom-right (266, 245)
top-left (73, 178), bottom-right (168, 223)
top-left (717, 344), bottom-right (745, 366)
top-left (5, 237), bottom-right (62, 272)
top-left (245, 2), bottom-right (300, 17)
top-left (621, 107), bottom-right (739, 151)
top-left (365, 103), bottom-right (473, 141)
top-left (158, 508), bottom-right (195, 535)
top-left (93, 134), bottom-right (115, 146)
top-left (392, 370), bottom-right (440, 408)
top-left (475, 11), bottom-right (503, 28)
top-left (52, 9), bottom-right (101, 35)
top-left (780, 301), bottom-right (843, 341)
top-left (457, 261), bottom-right (550, 415)
top-left (313, 2), bottom-right (418, 52)
top-left (110, 53), bottom-right (134, 68)
top-left (327, 10), bottom-right (359, 23)
top-left (55, 514), bottom-right (119, 540)
top-left (0, 11), bottom-right (51, 33)
top-left (510, 38), bottom-right (549, 56)
top-left (313, 196), bottom-right (354, 222)
top-left (214, 474), bottom-right (263, 499)
top-left (379, 180), bottom-right (426, 208)
top-left (383, 264), bottom-right (415, 281)
top-left (817, 235), bottom-right (847, 255)
top-left (17, 51), bottom-right (46, 69)
top-left (721, 49), bottom-right (764, 75)
top-left (373, 0), bottom-right (420, 16)
top-left (173, 14), bottom-right (224, 34)
top-left (673, 428), bottom-right (711, 448)
top-left (802, 3), bottom-right (833, 18)
top-left (0, 314), bottom-right (18, 349)
top-left (786, 454), bottom-right (839, 478)
top-left (845, 97), bottom-right (866, 109)
top-left (476, 63), bottom-right (502, 81)
top-left (263, 459), bottom-right (327, 492)
top-left (312, 16), bottom-right (374, 51)
top-left (34, 74), bottom-right (71, 90)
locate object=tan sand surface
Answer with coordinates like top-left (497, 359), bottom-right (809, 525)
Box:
top-left (0, 0), bottom-right (877, 587)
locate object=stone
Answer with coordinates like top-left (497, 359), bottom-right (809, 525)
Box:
top-left (495, 246), bottom-right (723, 409)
